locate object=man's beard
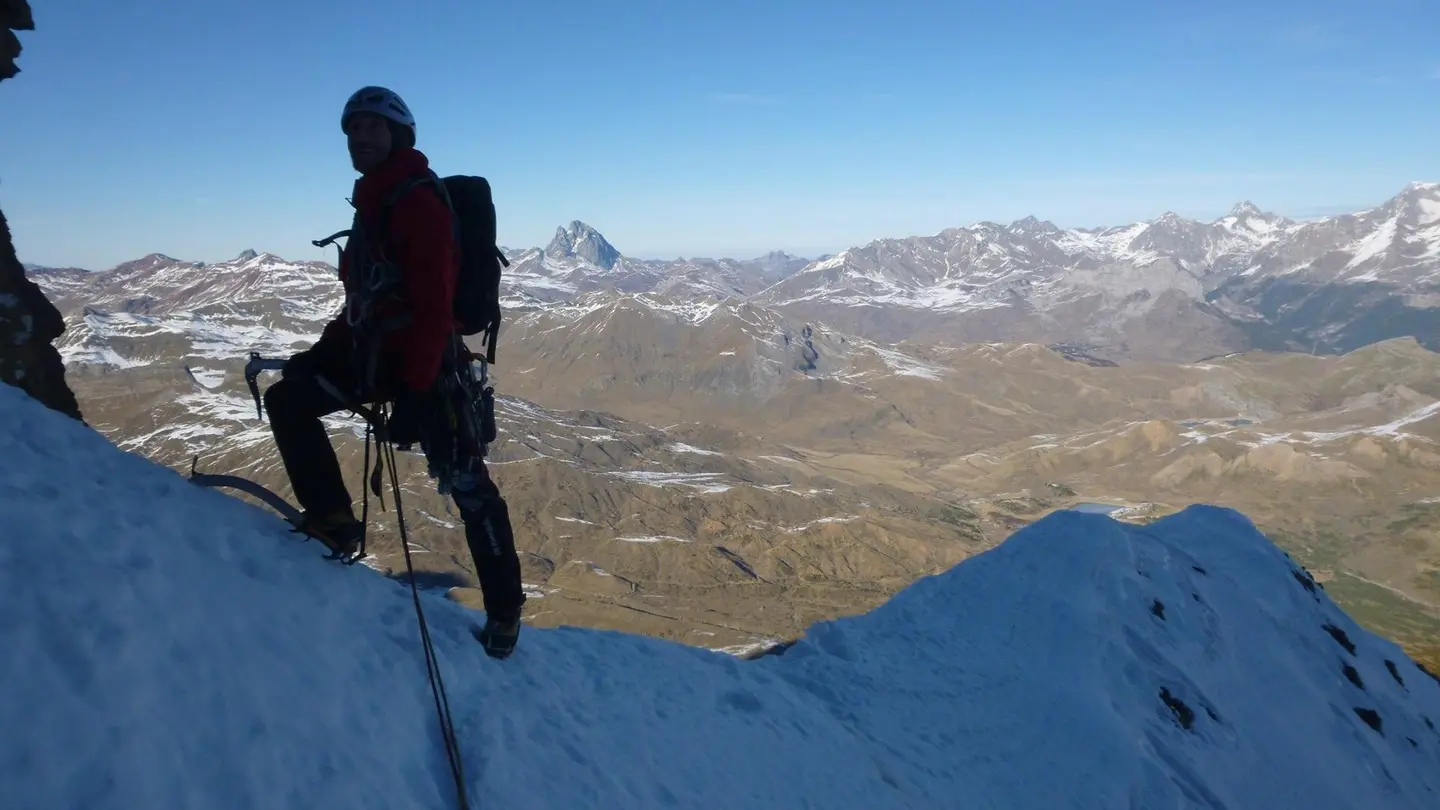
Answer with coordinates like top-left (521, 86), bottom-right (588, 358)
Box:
top-left (349, 145), bottom-right (384, 171)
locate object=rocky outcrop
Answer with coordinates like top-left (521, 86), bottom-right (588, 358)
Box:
top-left (1, 0), bottom-right (84, 422)
top-left (1, 0), bottom-right (32, 81)
top-left (545, 221), bottom-right (621, 270)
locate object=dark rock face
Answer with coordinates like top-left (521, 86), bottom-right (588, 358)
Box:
top-left (0, 0), bottom-right (33, 81)
top-left (1, 1), bottom-right (85, 422)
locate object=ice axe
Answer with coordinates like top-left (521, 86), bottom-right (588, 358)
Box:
top-left (242, 351), bottom-right (382, 427)
top-left (245, 351), bottom-right (288, 420)
top-left (181, 351), bottom-right (288, 420)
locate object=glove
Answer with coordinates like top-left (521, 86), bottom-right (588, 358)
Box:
top-left (386, 387), bottom-right (431, 447)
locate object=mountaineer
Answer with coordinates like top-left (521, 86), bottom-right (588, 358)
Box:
top-left (264, 85), bottom-right (524, 659)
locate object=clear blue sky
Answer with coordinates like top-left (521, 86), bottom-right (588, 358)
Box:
top-left (3, 0), bottom-right (1438, 270)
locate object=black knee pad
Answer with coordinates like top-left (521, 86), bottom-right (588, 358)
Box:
top-left (452, 486), bottom-right (501, 517)
top-left (454, 487), bottom-right (513, 557)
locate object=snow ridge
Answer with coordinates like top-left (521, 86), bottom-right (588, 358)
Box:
top-left (3, 382), bottom-right (1439, 809)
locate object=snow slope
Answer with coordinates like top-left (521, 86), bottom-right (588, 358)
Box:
top-left (2, 381), bottom-right (1439, 810)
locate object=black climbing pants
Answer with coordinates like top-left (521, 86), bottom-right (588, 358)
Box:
top-left (263, 348), bottom-right (526, 618)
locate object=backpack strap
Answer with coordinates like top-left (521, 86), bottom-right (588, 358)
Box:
top-left (379, 170), bottom-right (449, 234)
top-left (356, 171), bottom-right (447, 339)
top-left (486, 245), bottom-right (509, 365)
top-left (312, 171), bottom-right (508, 378)
top-left (311, 170), bottom-right (450, 265)
top-left (381, 172), bottom-right (507, 365)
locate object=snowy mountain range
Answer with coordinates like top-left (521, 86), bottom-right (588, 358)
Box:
top-left (19, 183), bottom-right (1440, 659)
top-left (28, 180), bottom-right (1440, 368)
top-left (35, 249), bottom-right (337, 367)
top-left (4, 379), bottom-right (1440, 809)
top-left (751, 181), bottom-right (1440, 360)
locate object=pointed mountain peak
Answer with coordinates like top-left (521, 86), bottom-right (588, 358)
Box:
top-left (1395, 181), bottom-right (1440, 208)
top-left (545, 220), bottom-right (620, 270)
top-left (235, 249), bottom-right (259, 262)
top-left (750, 250), bottom-right (808, 277)
top-left (1229, 201), bottom-right (1264, 218)
top-left (1007, 215), bottom-right (1061, 235)
top-left (1382, 181), bottom-right (1440, 224)
top-left (1219, 201), bottom-right (1294, 230)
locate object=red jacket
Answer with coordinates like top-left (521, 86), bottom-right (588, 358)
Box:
top-left (319, 147), bottom-right (458, 394)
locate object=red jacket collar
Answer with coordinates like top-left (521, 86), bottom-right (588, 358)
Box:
top-left (351, 147), bottom-right (431, 215)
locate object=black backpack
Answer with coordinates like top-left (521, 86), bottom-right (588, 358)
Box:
top-left (314, 171), bottom-right (511, 364)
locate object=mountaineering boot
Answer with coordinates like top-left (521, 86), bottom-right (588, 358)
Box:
top-left (474, 608), bottom-right (522, 660)
top-left (294, 508), bottom-right (364, 559)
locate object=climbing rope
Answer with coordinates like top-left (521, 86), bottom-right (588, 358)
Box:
top-left (378, 424), bottom-right (471, 810)
top-left (319, 380), bottom-right (471, 810)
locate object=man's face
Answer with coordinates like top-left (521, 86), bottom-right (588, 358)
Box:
top-left (346, 112), bottom-right (393, 173)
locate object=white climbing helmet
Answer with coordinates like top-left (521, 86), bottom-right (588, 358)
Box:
top-left (340, 85), bottom-right (416, 140)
